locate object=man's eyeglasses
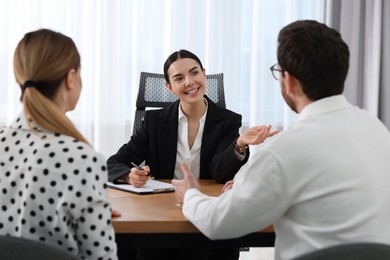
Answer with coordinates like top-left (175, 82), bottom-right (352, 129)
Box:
top-left (270, 64), bottom-right (284, 80)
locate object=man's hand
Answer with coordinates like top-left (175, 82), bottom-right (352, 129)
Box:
top-left (172, 163), bottom-right (199, 206)
top-left (222, 180), bottom-right (234, 193)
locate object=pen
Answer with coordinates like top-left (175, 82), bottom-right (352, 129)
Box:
top-left (131, 162), bottom-right (155, 180)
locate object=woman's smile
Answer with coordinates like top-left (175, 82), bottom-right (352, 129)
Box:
top-left (184, 86), bottom-right (200, 95)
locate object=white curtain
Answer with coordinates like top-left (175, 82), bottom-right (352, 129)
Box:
top-left (0, 0), bottom-right (325, 158)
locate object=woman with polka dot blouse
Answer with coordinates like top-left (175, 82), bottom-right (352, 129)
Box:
top-left (0, 29), bottom-right (117, 260)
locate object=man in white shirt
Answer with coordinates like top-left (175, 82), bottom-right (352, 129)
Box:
top-left (172, 20), bottom-right (390, 260)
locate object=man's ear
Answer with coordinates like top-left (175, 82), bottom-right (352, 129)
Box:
top-left (284, 71), bottom-right (298, 95)
top-left (65, 69), bottom-right (77, 90)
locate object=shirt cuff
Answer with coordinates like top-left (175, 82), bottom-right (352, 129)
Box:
top-left (234, 149), bottom-right (246, 161)
top-left (183, 188), bottom-right (202, 205)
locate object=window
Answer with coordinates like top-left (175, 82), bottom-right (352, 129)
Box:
top-left (0, 0), bottom-right (325, 158)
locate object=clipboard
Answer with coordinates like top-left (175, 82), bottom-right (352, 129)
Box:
top-left (107, 179), bottom-right (175, 194)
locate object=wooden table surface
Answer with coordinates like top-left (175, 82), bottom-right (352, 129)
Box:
top-left (109, 179), bottom-right (274, 234)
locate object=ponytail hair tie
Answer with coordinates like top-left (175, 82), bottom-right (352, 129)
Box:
top-left (23, 80), bottom-right (39, 89)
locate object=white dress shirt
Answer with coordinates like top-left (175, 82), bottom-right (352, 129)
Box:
top-left (174, 100), bottom-right (208, 179)
top-left (182, 95), bottom-right (390, 260)
top-left (173, 99), bottom-right (246, 180)
top-left (0, 113), bottom-right (117, 260)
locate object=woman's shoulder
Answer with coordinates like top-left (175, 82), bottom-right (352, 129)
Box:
top-left (204, 96), bottom-right (240, 117)
top-left (218, 106), bottom-right (241, 118)
top-left (144, 100), bottom-right (179, 119)
top-left (39, 134), bottom-right (107, 190)
top-left (35, 132), bottom-right (106, 166)
top-left (208, 102), bottom-right (242, 121)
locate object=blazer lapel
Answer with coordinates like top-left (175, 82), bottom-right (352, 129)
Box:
top-left (157, 101), bottom-right (179, 177)
top-left (200, 97), bottom-right (225, 178)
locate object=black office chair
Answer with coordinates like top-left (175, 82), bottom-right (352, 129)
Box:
top-left (0, 235), bottom-right (80, 260)
top-left (292, 242), bottom-right (390, 260)
top-left (132, 72), bottom-right (226, 134)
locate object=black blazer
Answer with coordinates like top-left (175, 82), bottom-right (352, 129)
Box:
top-left (107, 95), bottom-right (249, 183)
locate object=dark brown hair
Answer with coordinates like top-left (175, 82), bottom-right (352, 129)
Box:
top-left (277, 20), bottom-right (350, 100)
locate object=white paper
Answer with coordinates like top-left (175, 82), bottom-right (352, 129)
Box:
top-left (107, 179), bottom-right (175, 194)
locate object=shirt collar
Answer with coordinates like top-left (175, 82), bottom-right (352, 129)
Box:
top-left (298, 95), bottom-right (354, 122)
top-left (9, 112), bottom-right (49, 134)
top-left (178, 98), bottom-right (208, 122)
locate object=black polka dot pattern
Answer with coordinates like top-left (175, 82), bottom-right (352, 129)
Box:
top-left (0, 113), bottom-right (117, 259)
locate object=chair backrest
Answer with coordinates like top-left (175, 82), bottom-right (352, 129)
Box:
top-left (0, 235), bottom-right (80, 260)
top-left (292, 243), bottom-right (390, 260)
top-left (132, 72), bottom-right (226, 134)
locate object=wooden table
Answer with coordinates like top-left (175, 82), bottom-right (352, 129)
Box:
top-left (109, 180), bottom-right (275, 249)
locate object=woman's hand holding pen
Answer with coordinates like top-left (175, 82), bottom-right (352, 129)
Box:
top-left (127, 164), bottom-right (151, 188)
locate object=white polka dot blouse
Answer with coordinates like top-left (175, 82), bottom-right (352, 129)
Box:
top-left (0, 113), bottom-right (117, 260)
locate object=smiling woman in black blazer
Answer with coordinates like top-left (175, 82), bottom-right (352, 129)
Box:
top-left (107, 49), bottom-right (277, 260)
top-left (108, 49), bottom-right (252, 186)
top-left (108, 49), bottom-right (275, 187)
top-left (107, 93), bottom-right (247, 183)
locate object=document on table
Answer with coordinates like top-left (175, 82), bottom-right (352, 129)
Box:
top-left (107, 179), bottom-right (175, 194)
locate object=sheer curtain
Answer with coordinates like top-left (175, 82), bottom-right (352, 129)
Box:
top-left (0, 0), bottom-right (325, 158)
